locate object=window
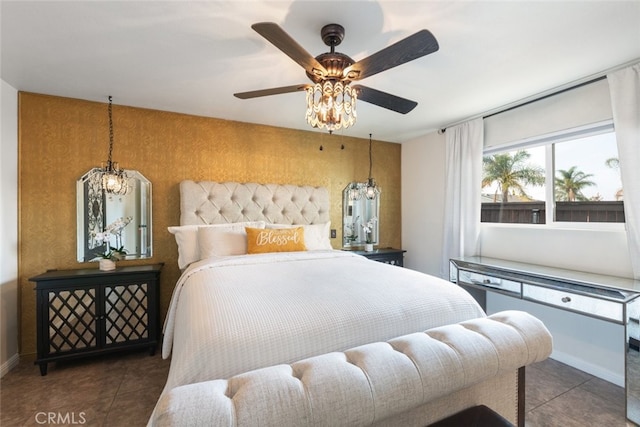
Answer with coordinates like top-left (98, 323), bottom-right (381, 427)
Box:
top-left (481, 122), bottom-right (624, 224)
top-left (481, 145), bottom-right (546, 223)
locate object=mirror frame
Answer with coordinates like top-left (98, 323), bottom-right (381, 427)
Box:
top-left (342, 182), bottom-right (380, 248)
top-left (76, 168), bottom-right (152, 262)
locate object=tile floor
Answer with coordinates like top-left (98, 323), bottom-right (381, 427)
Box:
top-left (525, 357), bottom-right (629, 427)
top-left (0, 351), bottom-right (169, 427)
top-left (0, 351), bottom-right (631, 426)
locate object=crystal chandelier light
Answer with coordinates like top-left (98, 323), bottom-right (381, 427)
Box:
top-left (100, 96), bottom-right (129, 196)
top-left (346, 182), bottom-right (363, 201)
top-left (305, 80), bottom-right (357, 132)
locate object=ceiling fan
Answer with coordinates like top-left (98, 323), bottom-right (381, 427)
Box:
top-left (234, 22), bottom-right (439, 130)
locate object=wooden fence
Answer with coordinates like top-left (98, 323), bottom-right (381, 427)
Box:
top-left (481, 201), bottom-right (625, 224)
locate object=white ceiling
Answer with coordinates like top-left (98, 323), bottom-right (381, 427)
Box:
top-left (2, 1), bottom-right (639, 143)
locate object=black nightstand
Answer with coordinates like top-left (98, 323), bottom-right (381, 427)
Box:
top-left (30, 264), bottom-right (162, 375)
top-left (343, 248), bottom-right (406, 267)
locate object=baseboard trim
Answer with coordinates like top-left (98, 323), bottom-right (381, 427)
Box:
top-left (550, 350), bottom-right (624, 387)
top-left (0, 353), bottom-right (20, 378)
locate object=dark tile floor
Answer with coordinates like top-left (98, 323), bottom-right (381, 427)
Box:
top-left (525, 358), bottom-right (629, 427)
top-left (0, 352), bottom-right (631, 426)
top-left (0, 351), bottom-right (170, 427)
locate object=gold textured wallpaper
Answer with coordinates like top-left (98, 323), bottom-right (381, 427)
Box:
top-left (18, 92), bottom-right (401, 355)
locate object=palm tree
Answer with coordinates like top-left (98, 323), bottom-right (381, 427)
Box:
top-left (605, 157), bottom-right (623, 200)
top-left (605, 157), bottom-right (619, 170)
top-left (554, 166), bottom-right (596, 201)
top-left (482, 150), bottom-right (545, 202)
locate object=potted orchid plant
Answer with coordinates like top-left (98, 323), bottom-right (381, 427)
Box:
top-left (361, 217), bottom-right (377, 252)
top-left (91, 216), bottom-right (132, 270)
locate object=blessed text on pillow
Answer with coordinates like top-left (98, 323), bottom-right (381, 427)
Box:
top-left (265, 222), bottom-right (332, 251)
top-left (246, 227), bottom-right (307, 254)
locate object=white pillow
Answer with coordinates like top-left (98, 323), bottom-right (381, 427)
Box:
top-left (167, 225), bottom-right (200, 270)
top-left (198, 221), bottom-right (266, 258)
top-left (266, 222), bottom-right (332, 251)
top-left (168, 221), bottom-right (265, 269)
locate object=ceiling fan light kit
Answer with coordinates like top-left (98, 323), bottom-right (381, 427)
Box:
top-left (304, 24), bottom-right (357, 132)
top-left (234, 22), bottom-right (439, 133)
top-left (305, 80), bottom-right (357, 131)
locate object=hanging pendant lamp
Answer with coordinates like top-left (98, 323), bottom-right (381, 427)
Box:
top-left (99, 96), bottom-right (129, 195)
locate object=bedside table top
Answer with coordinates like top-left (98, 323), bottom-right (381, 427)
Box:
top-left (342, 247), bottom-right (406, 256)
top-left (30, 263), bottom-right (163, 282)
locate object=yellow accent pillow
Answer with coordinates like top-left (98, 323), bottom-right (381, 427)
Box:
top-left (246, 227), bottom-right (306, 254)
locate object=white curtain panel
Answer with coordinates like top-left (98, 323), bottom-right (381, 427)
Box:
top-left (440, 118), bottom-right (484, 278)
top-left (608, 64), bottom-right (640, 279)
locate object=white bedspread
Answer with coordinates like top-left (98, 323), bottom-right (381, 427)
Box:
top-left (161, 250), bottom-right (485, 391)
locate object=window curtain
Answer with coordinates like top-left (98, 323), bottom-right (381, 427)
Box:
top-left (440, 118), bottom-right (484, 278)
top-left (608, 64), bottom-right (640, 279)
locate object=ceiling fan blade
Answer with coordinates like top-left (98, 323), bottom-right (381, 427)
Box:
top-left (234, 84), bottom-right (310, 99)
top-left (353, 85), bottom-right (417, 114)
top-left (252, 22), bottom-right (327, 78)
top-left (344, 30), bottom-right (439, 81)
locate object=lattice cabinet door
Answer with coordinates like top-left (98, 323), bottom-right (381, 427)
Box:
top-left (103, 282), bottom-right (150, 345)
top-left (46, 287), bottom-right (98, 354)
top-left (31, 264), bottom-right (162, 375)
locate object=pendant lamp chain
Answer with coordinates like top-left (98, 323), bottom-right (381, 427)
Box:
top-left (107, 96), bottom-right (115, 167)
top-left (365, 133), bottom-right (380, 200)
top-left (101, 96), bottom-right (129, 195)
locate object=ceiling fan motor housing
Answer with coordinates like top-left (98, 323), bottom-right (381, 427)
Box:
top-left (308, 52), bottom-right (354, 83)
top-left (304, 24), bottom-right (354, 83)
top-left (321, 23), bottom-right (345, 47)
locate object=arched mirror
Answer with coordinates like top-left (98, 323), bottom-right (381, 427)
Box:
top-left (342, 182), bottom-right (380, 248)
top-left (76, 168), bottom-right (152, 262)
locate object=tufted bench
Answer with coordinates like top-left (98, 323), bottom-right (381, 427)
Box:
top-left (149, 310), bottom-right (551, 427)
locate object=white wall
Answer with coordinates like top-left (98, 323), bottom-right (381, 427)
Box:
top-left (0, 79), bottom-right (19, 376)
top-left (480, 224), bottom-right (632, 278)
top-left (401, 131), bottom-right (446, 276)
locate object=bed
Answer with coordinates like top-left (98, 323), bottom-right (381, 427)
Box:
top-left (149, 181), bottom-right (552, 426)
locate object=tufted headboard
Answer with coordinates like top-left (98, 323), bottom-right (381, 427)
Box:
top-left (179, 181), bottom-right (330, 226)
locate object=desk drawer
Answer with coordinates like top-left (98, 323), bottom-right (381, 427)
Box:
top-left (458, 270), bottom-right (521, 295)
top-left (523, 284), bottom-right (623, 323)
